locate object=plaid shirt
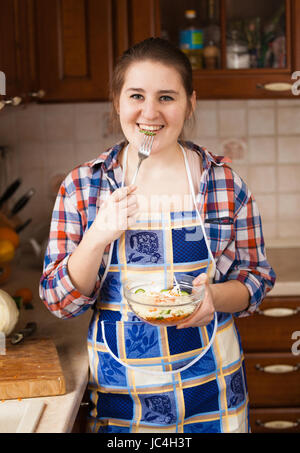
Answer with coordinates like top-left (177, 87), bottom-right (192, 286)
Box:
top-left (39, 141), bottom-right (276, 319)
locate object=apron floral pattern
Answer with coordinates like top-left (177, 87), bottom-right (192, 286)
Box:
top-left (85, 146), bottom-right (249, 433)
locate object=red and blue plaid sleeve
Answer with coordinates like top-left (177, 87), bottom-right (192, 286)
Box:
top-left (225, 174), bottom-right (276, 317)
top-left (39, 167), bottom-right (101, 319)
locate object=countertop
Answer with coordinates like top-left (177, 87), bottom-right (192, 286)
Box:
top-left (1, 244), bottom-right (299, 433)
top-left (1, 262), bottom-right (92, 433)
top-left (265, 246), bottom-right (300, 297)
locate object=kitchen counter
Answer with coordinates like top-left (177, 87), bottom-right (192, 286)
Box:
top-left (265, 246), bottom-right (300, 297)
top-left (1, 262), bottom-right (92, 433)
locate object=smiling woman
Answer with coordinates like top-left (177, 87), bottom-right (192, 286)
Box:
top-left (39, 37), bottom-right (276, 434)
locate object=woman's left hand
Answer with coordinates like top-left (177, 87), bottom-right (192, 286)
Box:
top-left (176, 273), bottom-right (215, 329)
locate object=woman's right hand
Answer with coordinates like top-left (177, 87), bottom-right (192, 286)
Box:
top-left (91, 184), bottom-right (138, 246)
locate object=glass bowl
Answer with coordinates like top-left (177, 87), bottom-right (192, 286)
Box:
top-left (123, 274), bottom-right (205, 326)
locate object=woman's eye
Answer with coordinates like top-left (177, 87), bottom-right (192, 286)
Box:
top-left (130, 94), bottom-right (143, 100)
top-left (160, 95), bottom-right (174, 102)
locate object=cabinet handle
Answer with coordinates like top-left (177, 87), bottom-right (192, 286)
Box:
top-left (256, 419), bottom-right (300, 430)
top-left (257, 307), bottom-right (300, 317)
top-left (256, 82), bottom-right (293, 92)
top-left (0, 96), bottom-right (22, 110)
top-left (29, 89), bottom-right (46, 99)
top-left (255, 363), bottom-right (300, 374)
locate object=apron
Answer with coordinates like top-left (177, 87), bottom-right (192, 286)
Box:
top-left (86, 144), bottom-right (249, 433)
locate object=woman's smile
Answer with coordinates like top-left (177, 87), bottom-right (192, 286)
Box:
top-left (137, 123), bottom-right (165, 133)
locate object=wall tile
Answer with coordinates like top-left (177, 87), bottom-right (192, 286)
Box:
top-left (278, 194), bottom-right (300, 220)
top-left (254, 194), bottom-right (277, 221)
top-left (0, 108), bottom-right (17, 145)
top-left (44, 104), bottom-right (75, 142)
top-left (248, 166), bottom-right (276, 193)
top-left (278, 220), bottom-right (300, 238)
top-left (277, 107), bottom-right (300, 135)
top-left (247, 100), bottom-right (276, 108)
top-left (278, 165), bottom-right (300, 192)
top-left (277, 137), bottom-right (300, 163)
top-left (248, 108), bottom-right (275, 136)
top-left (45, 143), bottom-right (77, 176)
top-left (74, 103), bottom-right (105, 142)
top-left (261, 221), bottom-right (277, 240)
top-left (194, 105), bottom-right (218, 137)
top-left (219, 108), bottom-right (247, 137)
top-left (248, 137), bottom-right (276, 163)
top-left (15, 104), bottom-right (46, 142)
top-left (220, 138), bottom-right (248, 163)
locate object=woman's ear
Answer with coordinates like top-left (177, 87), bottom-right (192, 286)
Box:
top-left (114, 98), bottom-right (120, 115)
top-left (186, 90), bottom-right (197, 120)
top-left (189, 90), bottom-right (197, 118)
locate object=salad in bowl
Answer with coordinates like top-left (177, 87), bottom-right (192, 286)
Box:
top-left (123, 274), bottom-right (205, 326)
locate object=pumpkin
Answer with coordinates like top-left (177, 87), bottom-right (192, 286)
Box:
top-left (0, 288), bottom-right (19, 336)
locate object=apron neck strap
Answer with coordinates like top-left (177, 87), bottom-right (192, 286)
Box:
top-left (121, 142), bottom-right (195, 200)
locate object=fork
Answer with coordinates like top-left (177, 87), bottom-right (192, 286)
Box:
top-left (130, 133), bottom-right (155, 185)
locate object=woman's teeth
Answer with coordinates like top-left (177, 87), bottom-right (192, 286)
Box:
top-left (138, 124), bottom-right (164, 132)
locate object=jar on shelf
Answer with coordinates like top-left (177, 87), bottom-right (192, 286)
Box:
top-left (226, 30), bottom-right (250, 69)
top-left (203, 40), bottom-right (219, 69)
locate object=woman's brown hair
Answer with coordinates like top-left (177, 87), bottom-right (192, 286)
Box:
top-left (110, 37), bottom-right (195, 137)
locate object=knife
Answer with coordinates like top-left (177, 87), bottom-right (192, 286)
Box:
top-left (15, 218), bottom-right (32, 233)
top-left (10, 322), bottom-right (37, 345)
top-left (8, 188), bottom-right (36, 218)
top-left (0, 178), bottom-right (22, 209)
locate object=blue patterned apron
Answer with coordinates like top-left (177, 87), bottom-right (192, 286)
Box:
top-left (86, 145), bottom-right (249, 433)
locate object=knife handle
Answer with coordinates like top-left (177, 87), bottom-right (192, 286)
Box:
top-left (0, 178), bottom-right (22, 209)
top-left (10, 322), bottom-right (37, 345)
top-left (9, 188), bottom-right (35, 217)
top-left (15, 218), bottom-right (32, 233)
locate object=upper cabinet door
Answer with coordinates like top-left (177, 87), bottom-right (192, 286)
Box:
top-left (34, 0), bottom-right (114, 101)
top-left (0, 0), bottom-right (37, 100)
top-left (158, 0), bottom-right (300, 99)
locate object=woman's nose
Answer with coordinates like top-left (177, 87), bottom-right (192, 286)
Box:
top-left (141, 98), bottom-right (159, 120)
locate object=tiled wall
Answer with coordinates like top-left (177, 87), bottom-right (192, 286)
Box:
top-left (0, 99), bottom-right (300, 245)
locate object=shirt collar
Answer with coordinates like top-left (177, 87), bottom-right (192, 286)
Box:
top-left (90, 140), bottom-right (230, 173)
top-left (184, 141), bottom-right (231, 170)
top-left (90, 141), bottom-right (126, 172)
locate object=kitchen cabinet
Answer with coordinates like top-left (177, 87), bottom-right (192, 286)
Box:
top-left (34, 0), bottom-right (113, 102)
top-left (0, 0), bottom-right (37, 100)
top-left (235, 296), bottom-right (300, 433)
top-left (0, 0), bottom-right (158, 103)
top-left (1, 0), bottom-right (299, 103)
top-left (158, 0), bottom-right (300, 99)
top-left (33, 0), bottom-right (159, 102)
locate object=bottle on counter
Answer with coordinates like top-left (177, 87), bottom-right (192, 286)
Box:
top-left (179, 9), bottom-right (203, 69)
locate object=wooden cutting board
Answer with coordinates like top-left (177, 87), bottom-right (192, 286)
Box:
top-left (0, 338), bottom-right (66, 400)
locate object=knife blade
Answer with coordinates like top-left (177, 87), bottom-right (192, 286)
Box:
top-left (10, 322), bottom-right (37, 345)
top-left (8, 188), bottom-right (36, 218)
top-left (0, 178), bottom-right (22, 209)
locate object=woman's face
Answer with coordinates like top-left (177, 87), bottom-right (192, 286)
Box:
top-left (117, 60), bottom-right (195, 155)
